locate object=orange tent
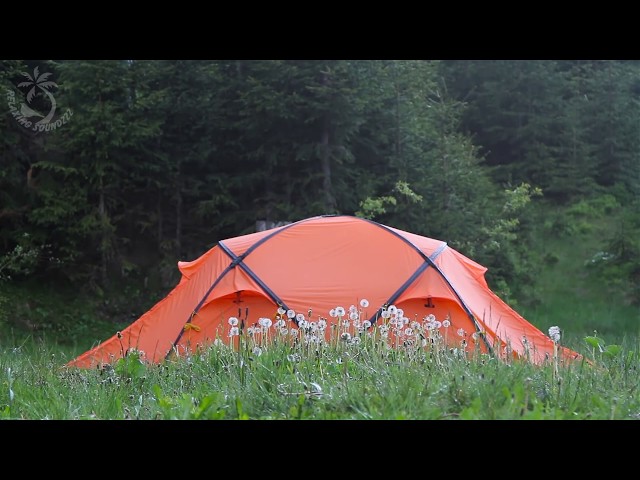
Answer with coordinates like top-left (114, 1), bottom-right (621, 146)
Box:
top-left (67, 215), bottom-right (582, 368)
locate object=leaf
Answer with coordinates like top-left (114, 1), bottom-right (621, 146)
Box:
top-left (21, 71), bottom-right (33, 81)
top-left (603, 345), bottom-right (622, 358)
top-left (38, 81), bottom-right (58, 90)
top-left (37, 72), bottom-right (52, 82)
top-left (17, 81), bottom-right (32, 88)
top-left (27, 87), bottom-right (36, 103)
top-left (33, 66), bottom-right (39, 80)
top-left (584, 336), bottom-right (604, 350)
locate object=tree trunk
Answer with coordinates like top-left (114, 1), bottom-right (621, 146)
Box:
top-left (175, 158), bottom-right (182, 258)
top-left (320, 70), bottom-right (337, 213)
top-left (98, 175), bottom-right (108, 285)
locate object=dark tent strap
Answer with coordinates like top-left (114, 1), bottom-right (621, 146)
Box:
top-left (167, 215), bottom-right (492, 358)
top-left (166, 220), bottom-right (318, 358)
top-left (361, 218), bottom-right (493, 356)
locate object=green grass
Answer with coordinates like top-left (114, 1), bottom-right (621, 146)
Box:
top-left (1, 325), bottom-right (638, 420)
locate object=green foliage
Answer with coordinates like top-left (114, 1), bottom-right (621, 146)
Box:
top-left (355, 180), bottom-right (421, 219)
top-left (585, 201), bottom-right (640, 305)
top-left (2, 59), bottom-right (639, 348)
top-left (0, 233), bottom-right (47, 281)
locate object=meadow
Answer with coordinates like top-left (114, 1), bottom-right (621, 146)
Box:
top-left (1, 313), bottom-right (638, 420)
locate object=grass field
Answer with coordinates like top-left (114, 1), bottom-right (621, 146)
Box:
top-left (1, 202), bottom-right (638, 421)
top-left (1, 314), bottom-right (638, 420)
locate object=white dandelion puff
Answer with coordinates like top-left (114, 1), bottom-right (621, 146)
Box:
top-left (259, 317), bottom-right (273, 328)
top-left (228, 316), bottom-right (239, 326)
top-left (360, 298), bottom-right (369, 308)
top-left (548, 326), bottom-right (561, 343)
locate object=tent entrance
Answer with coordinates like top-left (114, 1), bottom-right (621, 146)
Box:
top-left (173, 290), bottom-right (278, 356)
top-left (393, 297), bottom-right (488, 355)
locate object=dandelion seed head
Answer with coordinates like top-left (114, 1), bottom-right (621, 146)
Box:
top-left (442, 320), bottom-right (451, 328)
top-left (286, 309), bottom-right (296, 319)
top-left (457, 328), bottom-right (466, 337)
top-left (335, 306), bottom-right (345, 317)
top-left (548, 326), bottom-right (561, 343)
top-left (360, 298), bottom-right (369, 308)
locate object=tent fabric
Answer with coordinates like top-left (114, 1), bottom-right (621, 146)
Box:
top-left (67, 215), bottom-right (582, 368)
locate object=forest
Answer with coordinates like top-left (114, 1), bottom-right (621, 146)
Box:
top-left (1, 60), bottom-right (638, 351)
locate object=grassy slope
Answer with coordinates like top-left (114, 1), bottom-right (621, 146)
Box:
top-left (519, 202), bottom-right (640, 348)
